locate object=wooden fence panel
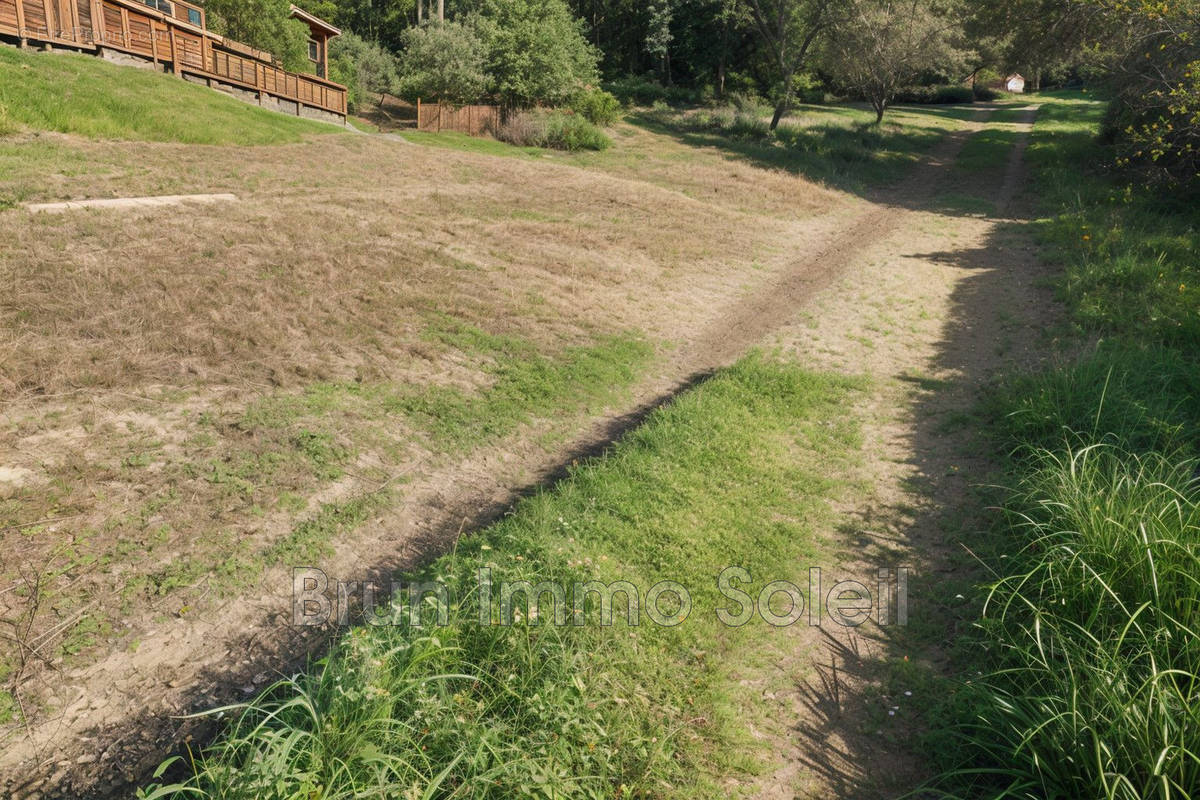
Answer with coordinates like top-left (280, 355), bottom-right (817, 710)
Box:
top-left (417, 101), bottom-right (501, 136)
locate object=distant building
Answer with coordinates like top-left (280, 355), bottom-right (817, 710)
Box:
top-left (1005, 74), bottom-right (1026, 93)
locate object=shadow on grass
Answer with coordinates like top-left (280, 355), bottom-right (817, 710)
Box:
top-left (625, 107), bottom-right (954, 197)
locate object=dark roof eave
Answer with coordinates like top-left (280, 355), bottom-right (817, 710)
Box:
top-left (289, 4), bottom-right (341, 37)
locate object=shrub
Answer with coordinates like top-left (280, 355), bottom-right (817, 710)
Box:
top-left (496, 110), bottom-right (610, 150)
top-left (971, 84), bottom-right (1000, 102)
top-left (727, 89), bottom-right (769, 114)
top-left (329, 32), bottom-right (400, 112)
top-left (467, 0), bottom-right (599, 107)
top-left (602, 75), bottom-right (699, 107)
top-left (569, 87), bottom-right (621, 125)
top-left (543, 110), bottom-right (611, 150)
top-left (893, 84), bottom-right (974, 104)
top-left (495, 110), bottom-right (545, 146)
top-left (397, 22), bottom-right (488, 104)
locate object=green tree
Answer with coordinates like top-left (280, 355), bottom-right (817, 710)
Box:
top-left (397, 21), bottom-right (489, 102)
top-left (824, 0), bottom-right (964, 123)
top-left (330, 30), bottom-right (401, 110)
top-left (466, 0), bottom-right (600, 106)
top-left (743, 0), bottom-right (834, 129)
top-left (204, 0), bottom-right (314, 73)
top-left (644, 0), bottom-right (674, 82)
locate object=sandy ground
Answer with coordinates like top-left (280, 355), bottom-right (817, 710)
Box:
top-left (0, 106), bottom-right (1060, 798)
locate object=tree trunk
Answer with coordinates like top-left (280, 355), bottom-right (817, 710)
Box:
top-left (770, 99), bottom-right (787, 130)
top-left (717, 17), bottom-right (729, 98)
top-left (437, 0), bottom-right (444, 21)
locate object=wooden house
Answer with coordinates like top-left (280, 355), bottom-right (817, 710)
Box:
top-left (0, 0), bottom-right (347, 121)
top-left (289, 4), bottom-right (339, 81)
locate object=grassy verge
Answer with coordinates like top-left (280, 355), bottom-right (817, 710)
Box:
top-left (140, 355), bottom-right (864, 798)
top-left (924, 93), bottom-right (1200, 798)
top-left (0, 47), bottom-right (337, 144)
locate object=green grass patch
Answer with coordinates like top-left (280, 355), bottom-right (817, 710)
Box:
top-left (263, 491), bottom-right (389, 566)
top-left (932, 191), bottom-right (997, 216)
top-left (142, 355), bottom-right (865, 799)
top-left (0, 48), bottom-right (338, 144)
top-left (242, 325), bottom-right (653, 453)
top-left (633, 102), bottom-right (963, 193)
top-left (1029, 96), bottom-right (1199, 345)
top-left (924, 92), bottom-right (1200, 799)
top-left (391, 326), bottom-right (652, 450)
top-left (954, 128), bottom-right (1018, 172)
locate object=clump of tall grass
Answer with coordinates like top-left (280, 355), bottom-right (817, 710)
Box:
top-left (928, 445), bottom-right (1200, 798)
top-left (496, 109), bottom-right (610, 151)
top-left (986, 342), bottom-right (1200, 458)
top-left (926, 94), bottom-right (1200, 799)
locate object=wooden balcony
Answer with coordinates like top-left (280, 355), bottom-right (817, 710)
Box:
top-left (0, 0), bottom-right (347, 117)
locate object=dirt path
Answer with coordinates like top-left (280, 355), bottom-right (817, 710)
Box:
top-left (731, 105), bottom-right (1058, 798)
top-left (2, 109), bottom-right (1052, 798)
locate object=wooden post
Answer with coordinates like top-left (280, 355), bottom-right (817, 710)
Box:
top-left (15, 0), bottom-right (26, 46)
top-left (416, 97), bottom-right (421, 130)
top-left (168, 25), bottom-right (179, 76)
top-left (91, 0), bottom-right (103, 45)
top-left (437, 101), bottom-right (442, 132)
top-left (68, 0), bottom-right (81, 43)
top-left (41, 0), bottom-right (54, 38)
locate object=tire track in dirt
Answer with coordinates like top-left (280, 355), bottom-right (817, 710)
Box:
top-left (2, 111), bottom-right (1000, 799)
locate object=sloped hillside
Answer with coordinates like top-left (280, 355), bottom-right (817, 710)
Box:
top-left (0, 45), bottom-right (338, 143)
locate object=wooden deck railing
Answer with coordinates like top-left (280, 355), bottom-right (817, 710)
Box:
top-left (0, 0), bottom-right (346, 116)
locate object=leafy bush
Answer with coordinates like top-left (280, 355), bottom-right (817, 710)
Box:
top-left (496, 110), bottom-right (610, 150)
top-left (467, 0), bottom-right (599, 107)
top-left (1095, 0), bottom-right (1200, 188)
top-left (329, 32), bottom-right (400, 112)
top-left (601, 75), bottom-right (699, 107)
top-left (568, 87), bottom-right (621, 125)
top-left (971, 84), bottom-right (1000, 102)
top-left (543, 111), bottom-right (611, 150)
top-left (396, 21), bottom-right (488, 104)
top-left (893, 84), bottom-right (974, 104)
top-left (727, 89), bottom-right (769, 114)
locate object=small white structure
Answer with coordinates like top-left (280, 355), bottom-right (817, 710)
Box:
top-left (1005, 74), bottom-right (1026, 93)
